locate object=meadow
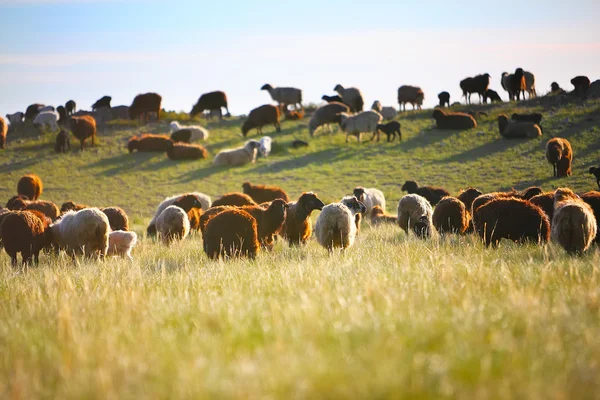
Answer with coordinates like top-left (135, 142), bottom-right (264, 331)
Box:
top-left (1, 97), bottom-right (599, 398)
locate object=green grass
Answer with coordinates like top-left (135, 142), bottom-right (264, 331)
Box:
top-left (1, 98), bottom-right (599, 398)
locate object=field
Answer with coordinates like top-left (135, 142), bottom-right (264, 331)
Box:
top-left (1, 97), bottom-right (600, 398)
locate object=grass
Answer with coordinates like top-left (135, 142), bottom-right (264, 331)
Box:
top-left (1, 98), bottom-right (599, 398)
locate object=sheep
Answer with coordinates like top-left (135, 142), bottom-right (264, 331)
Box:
top-left (54, 129), bottom-right (71, 153)
top-left (334, 84), bottom-right (364, 112)
top-left (432, 196), bottom-right (469, 235)
top-left (101, 207), bottom-right (129, 231)
top-left (315, 196), bottom-right (366, 252)
top-left (242, 104), bottom-right (281, 137)
top-left (212, 140), bottom-right (261, 167)
top-left (401, 180), bottom-right (450, 206)
top-left (25, 104), bottom-right (44, 122)
top-left (65, 100), bottom-right (76, 116)
top-left (204, 208), bottom-right (259, 259)
top-left (198, 206), bottom-right (231, 236)
top-left (70, 115), bottom-right (97, 150)
top-left (371, 101), bottom-right (397, 120)
top-left (550, 82), bottom-right (565, 94)
top-left (261, 84), bottom-right (302, 110)
top-left (17, 174), bottom-right (43, 201)
top-left (291, 140), bottom-right (309, 148)
top-left (321, 95), bottom-right (344, 104)
top-left (470, 192), bottom-right (519, 224)
top-left (169, 121), bottom-right (209, 141)
top-left (589, 167), bottom-right (600, 189)
top-left (460, 74), bottom-right (491, 104)
top-left (581, 191), bottom-right (600, 244)
top-left (280, 192), bottom-right (325, 246)
top-left (238, 199), bottom-right (288, 249)
top-left (337, 110), bottom-right (382, 143)
top-left (432, 109), bottom-right (477, 130)
top-left (33, 111), bottom-right (59, 131)
top-left (352, 187), bottom-right (385, 217)
top-left (521, 187), bottom-right (543, 200)
top-left (128, 134), bottom-right (172, 153)
top-left (190, 91), bottom-right (230, 119)
top-left (551, 188), bottom-right (597, 254)
top-left (571, 76), bottom-right (591, 96)
top-left (129, 93), bottom-right (162, 121)
top-left (438, 92), bottom-right (450, 107)
top-left (546, 138), bottom-right (572, 178)
top-left (259, 136), bottom-right (271, 157)
top-left (6, 112), bottom-right (24, 127)
top-left (166, 142), bottom-right (208, 160)
top-left (56, 106), bottom-right (67, 125)
top-left (529, 192), bottom-right (555, 222)
top-left (242, 181), bottom-right (289, 204)
top-left (474, 198), bottom-right (550, 247)
top-left (147, 192), bottom-right (211, 235)
top-left (501, 68), bottom-right (527, 101)
top-left (370, 205), bottom-right (397, 225)
top-left (484, 89), bottom-right (502, 103)
top-left (1, 211), bottom-right (51, 266)
top-left (308, 102), bottom-right (351, 137)
top-left (341, 196), bottom-right (364, 236)
top-left (107, 231), bottom-right (137, 260)
top-left (284, 109), bottom-right (304, 121)
top-left (92, 96), bottom-right (111, 111)
top-left (457, 188), bottom-right (483, 211)
top-left (156, 205), bottom-right (190, 245)
top-left (212, 192), bottom-right (257, 207)
top-left (497, 115), bottom-right (541, 139)
top-left (375, 121), bottom-right (402, 142)
top-left (187, 207), bottom-right (203, 231)
top-left (0, 117), bottom-right (7, 149)
top-left (170, 129), bottom-right (193, 143)
top-left (397, 85), bottom-right (424, 111)
top-left (7, 197), bottom-right (60, 221)
top-left (397, 194), bottom-right (434, 239)
top-left (523, 71), bottom-right (536, 98)
top-left (49, 208), bottom-right (110, 258)
top-left (585, 80), bottom-right (600, 100)
top-left (371, 101), bottom-right (383, 113)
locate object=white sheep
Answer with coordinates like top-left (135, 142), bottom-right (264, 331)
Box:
top-left (147, 192), bottom-right (212, 235)
top-left (107, 230), bottom-right (138, 260)
top-left (370, 101), bottom-right (397, 120)
top-left (352, 187), bottom-right (386, 217)
top-left (259, 136), bottom-right (272, 157)
top-left (156, 205), bottom-right (190, 245)
top-left (338, 110), bottom-right (383, 142)
top-left (334, 84), bottom-right (364, 112)
top-left (33, 111), bottom-right (59, 131)
top-left (315, 196), bottom-right (366, 252)
top-left (6, 112), bottom-right (24, 126)
top-left (551, 188), bottom-right (597, 254)
top-left (213, 140), bottom-right (261, 167)
top-left (260, 84), bottom-right (302, 110)
top-left (169, 121), bottom-right (209, 141)
top-left (49, 208), bottom-right (111, 258)
top-left (397, 194), bottom-right (434, 238)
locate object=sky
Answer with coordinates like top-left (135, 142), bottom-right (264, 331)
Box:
top-left (1, 0), bottom-right (599, 119)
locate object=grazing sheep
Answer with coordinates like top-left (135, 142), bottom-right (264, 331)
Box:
top-left (589, 167), bottom-right (600, 189)
top-left (49, 208), bottom-right (110, 258)
top-left (261, 84), bottom-right (303, 110)
top-left (551, 188), bottom-right (597, 254)
top-left (147, 192), bottom-right (211, 235)
top-left (337, 110), bottom-right (382, 143)
top-left (60, 201), bottom-right (88, 213)
top-left (284, 109), bottom-right (304, 121)
top-left (190, 91), bottom-right (230, 119)
top-left (370, 205), bottom-right (397, 225)
top-left (55, 129), bottom-right (70, 153)
top-left (169, 121), bottom-right (209, 141)
top-left (571, 76), bottom-right (591, 96)
top-left (33, 111), bottom-right (59, 131)
top-left (432, 109), bottom-right (477, 130)
top-left (529, 192), bottom-right (555, 222)
top-left (474, 198), bottom-right (550, 247)
top-left (212, 140), bottom-right (261, 167)
top-left (438, 92), bottom-right (450, 107)
top-left (92, 96), bottom-right (111, 111)
top-left (6, 112), bottom-right (24, 127)
top-left (1, 211), bottom-right (51, 266)
top-left (156, 205), bottom-right (190, 245)
top-left (128, 134), bottom-right (172, 153)
top-left (376, 121), bottom-right (402, 142)
top-left (280, 192), bottom-right (325, 246)
top-left (470, 192), bottom-right (519, 225)
top-left (352, 187), bottom-right (385, 217)
top-left (259, 136), bottom-right (272, 157)
top-left (581, 191), bottom-right (600, 244)
top-left (334, 84), bottom-right (364, 112)
top-left (24, 104), bottom-right (44, 122)
top-left (7, 197), bottom-right (60, 221)
top-left (204, 208), bottom-right (259, 259)
top-left (523, 71), bottom-right (536, 98)
top-left (129, 93), bottom-right (162, 121)
top-left (397, 85), bottom-right (425, 111)
top-left (242, 104), bottom-right (281, 137)
top-left (166, 142), bottom-right (208, 160)
top-left (308, 102), bottom-right (351, 137)
top-left (101, 207), bottom-right (129, 231)
top-left (240, 199), bottom-right (288, 249)
top-left (497, 115), bottom-right (541, 138)
top-left (315, 196), bottom-right (366, 252)
top-left (291, 140), bottom-right (309, 148)
top-left (212, 192), bottom-right (257, 207)
top-left (460, 74), bottom-right (491, 104)
top-left (107, 231), bottom-right (137, 260)
top-left (397, 194), bottom-right (434, 238)
top-left (17, 174), bottom-right (43, 201)
top-left (321, 95), bottom-right (344, 104)
top-left (0, 116), bottom-right (7, 149)
top-left (242, 182), bottom-right (289, 204)
top-left (65, 100), bottom-right (76, 116)
top-left (432, 196), bottom-right (469, 234)
top-left (484, 89), bottom-right (502, 103)
top-left (70, 115), bottom-right (97, 150)
top-left (546, 138), bottom-right (572, 177)
top-left (401, 180), bottom-right (450, 206)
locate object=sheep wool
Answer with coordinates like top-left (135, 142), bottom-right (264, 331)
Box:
top-left (204, 208), bottom-right (260, 259)
top-left (156, 205), bottom-right (190, 245)
top-left (397, 194), bottom-right (434, 237)
top-left (338, 111), bottom-right (382, 143)
top-left (551, 188), bottom-right (597, 254)
top-left (107, 230), bottom-right (138, 260)
top-left (315, 197), bottom-right (366, 251)
top-left (147, 192), bottom-right (211, 235)
top-left (50, 208), bottom-right (111, 258)
top-left (308, 102), bottom-right (351, 137)
top-left (213, 140), bottom-right (261, 167)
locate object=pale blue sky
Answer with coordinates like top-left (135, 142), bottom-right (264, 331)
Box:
top-left (1, 0), bottom-right (599, 118)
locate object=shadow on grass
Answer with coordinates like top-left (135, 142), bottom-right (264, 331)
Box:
top-left (433, 137), bottom-right (527, 164)
top-left (85, 152), bottom-right (165, 176)
top-left (252, 147), bottom-right (349, 174)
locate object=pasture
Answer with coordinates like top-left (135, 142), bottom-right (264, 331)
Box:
top-left (1, 97), bottom-right (600, 398)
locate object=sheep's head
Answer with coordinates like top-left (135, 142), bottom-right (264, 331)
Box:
top-left (267, 198), bottom-right (289, 216)
top-left (521, 187), bottom-right (543, 200)
top-left (333, 84), bottom-right (344, 94)
top-left (371, 101), bottom-right (382, 112)
top-left (431, 109), bottom-right (445, 121)
top-left (298, 192), bottom-right (324, 212)
top-left (413, 216), bottom-right (432, 239)
top-left (173, 194), bottom-right (204, 212)
top-left (60, 201), bottom-right (78, 213)
top-left (483, 73), bottom-right (491, 79)
top-left (341, 196), bottom-right (367, 216)
top-left (497, 115), bottom-right (509, 134)
top-left (242, 182), bottom-right (252, 193)
top-left (241, 120), bottom-right (252, 137)
top-left (401, 180), bottom-right (419, 193)
top-left (260, 84), bottom-right (273, 91)
top-left (352, 187), bottom-right (366, 202)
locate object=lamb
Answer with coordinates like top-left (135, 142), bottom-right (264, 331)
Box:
top-left (0, 116), bottom-right (7, 149)
top-left (460, 74), bottom-right (491, 104)
top-left (279, 192), bottom-right (325, 246)
top-left (438, 92), bottom-right (450, 107)
top-left (581, 191), bottom-right (600, 244)
top-left (529, 192), bottom-right (555, 222)
top-left (1, 211), bottom-right (51, 266)
top-left (352, 187), bottom-right (385, 217)
top-left (147, 192), bottom-right (211, 235)
top-left (70, 115), bottom-right (97, 150)
top-left (33, 111), bottom-right (59, 131)
top-left (484, 89), bottom-right (502, 103)
top-left (546, 138), bottom-right (572, 177)
top-left (242, 105), bottom-right (281, 137)
top-left (166, 142), bottom-right (208, 160)
top-left (65, 100), bottom-right (76, 116)
top-left (551, 188), bottom-right (597, 254)
top-left (6, 112), bottom-right (24, 127)
top-left (261, 84), bottom-right (303, 110)
top-left (432, 109), bottom-right (477, 130)
top-left (397, 194), bottom-right (434, 239)
top-left (401, 180), bottom-right (450, 206)
top-left (17, 174), bottom-right (43, 201)
top-left (308, 102), bottom-right (351, 137)
top-left (321, 95), bottom-right (343, 104)
top-left (212, 192), bottom-right (257, 207)
top-left (101, 207), bottom-right (129, 231)
top-left (376, 121), bottom-right (402, 142)
top-left (497, 115), bottom-right (541, 139)
top-left (155, 205), bottom-right (191, 245)
top-left (25, 104), bottom-right (44, 122)
top-left (190, 91), bottom-right (230, 119)
top-left (397, 85), bottom-right (424, 111)
top-left (589, 167), bottom-right (600, 189)
top-left (55, 129), bottom-right (70, 153)
top-left (129, 93), bottom-right (162, 121)
top-left (212, 140), bottom-right (261, 167)
top-left (128, 134), bottom-right (172, 153)
top-left (92, 96), bottom-right (111, 111)
top-left (315, 196), bottom-right (366, 252)
top-left (370, 205), bottom-right (397, 225)
top-left (432, 196), bottom-right (469, 235)
top-left (107, 231), bottom-right (137, 260)
top-left (203, 208), bottom-right (259, 259)
top-left (336, 110), bottom-right (382, 143)
top-left (259, 136), bottom-right (271, 157)
top-left (334, 84), bottom-right (364, 112)
top-left (49, 208), bottom-right (110, 258)
top-left (474, 198), bottom-right (550, 247)
top-left (169, 121), bottom-right (209, 141)
top-left (571, 76), bottom-right (590, 96)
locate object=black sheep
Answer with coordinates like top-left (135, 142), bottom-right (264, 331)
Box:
top-left (190, 91), bottom-right (230, 119)
top-left (91, 96), bottom-right (111, 111)
top-left (571, 76), bottom-right (590, 96)
top-left (54, 130), bottom-right (70, 153)
top-left (65, 100), bottom-right (76, 116)
top-left (170, 129), bottom-right (192, 143)
top-left (589, 167), bottom-right (600, 190)
top-left (511, 113), bottom-right (543, 125)
top-left (375, 121), bottom-right (402, 142)
top-left (459, 74), bottom-right (491, 104)
top-left (438, 91), bottom-right (450, 107)
top-left (484, 89), bottom-right (502, 103)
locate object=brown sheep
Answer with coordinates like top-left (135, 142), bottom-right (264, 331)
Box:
top-left (170, 194), bottom-right (204, 214)
top-left (457, 188), bottom-right (483, 211)
top-left (401, 180), bottom-right (450, 206)
top-left (60, 201), bottom-right (89, 213)
top-left (239, 199), bottom-right (288, 249)
top-left (212, 192), bottom-right (257, 207)
top-left (190, 91), bottom-right (230, 119)
top-left (242, 104), bottom-right (281, 137)
top-left (199, 206), bottom-right (231, 236)
top-left (497, 115), bottom-right (541, 138)
top-left (279, 192), bottom-right (325, 246)
top-left (370, 205), bottom-right (397, 225)
top-left (460, 74), bottom-right (491, 104)
top-left (397, 85), bottom-right (424, 111)
top-left (521, 187), bottom-right (543, 200)
top-left (203, 208), bottom-right (259, 259)
top-left (552, 188), bottom-right (597, 254)
top-left (571, 76), bottom-right (590, 96)
top-left (187, 207), bottom-right (204, 231)
top-left (474, 198), bottom-right (550, 247)
top-left (1, 211), bottom-right (50, 266)
top-left (101, 207), bottom-right (129, 231)
top-left (529, 191), bottom-right (555, 222)
top-left (7, 196), bottom-right (60, 221)
top-left (17, 174), bottom-right (43, 200)
top-left (91, 96), bottom-right (111, 111)
top-left (128, 134), bottom-right (172, 153)
top-left (70, 115), bottom-right (97, 150)
top-left (581, 191), bottom-right (600, 244)
top-left (432, 109), bottom-right (477, 130)
top-left (129, 93), bottom-right (162, 121)
top-left (55, 129), bottom-right (70, 153)
top-left (432, 196), bottom-right (469, 234)
top-left (0, 116), bottom-right (7, 149)
top-left (284, 109), bottom-right (304, 121)
top-left (166, 142), bottom-right (208, 160)
top-left (546, 138), bottom-right (572, 178)
top-left (470, 191), bottom-right (521, 227)
top-left (242, 181), bottom-right (290, 204)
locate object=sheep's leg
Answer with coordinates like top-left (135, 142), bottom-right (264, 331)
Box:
top-left (398, 129), bottom-right (402, 141)
top-left (553, 164), bottom-right (557, 177)
top-left (80, 139), bottom-right (84, 151)
top-left (370, 130), bottom-right (377, 141)
top-left (345, 133), bottom-right (349, 143)
top-left (275, 122), bottom-right (281, 133)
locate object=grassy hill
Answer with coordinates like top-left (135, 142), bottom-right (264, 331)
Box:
top-left (1, 98), bottom-right (599, 398)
